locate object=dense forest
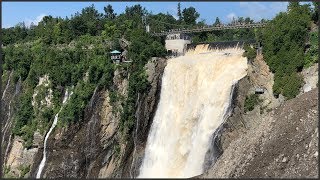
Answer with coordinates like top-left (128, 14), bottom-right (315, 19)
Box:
top-left (1, 2), bottom-right (318, 148)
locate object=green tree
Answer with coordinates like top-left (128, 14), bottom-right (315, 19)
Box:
top-left (244, 94), bottom-right (261, 112)
top-left (312, 1), bottom-right (319, 23)
top-left (213, 17), bottom-right (221, 26)
top-left (182, 7), bottom-right (200, 25)
top-left (262, 2), bottom-right (311, 99)
top-left (104, 4), bottom-right (116, 19)
top-left (177, 2), bottom-right (182, 22)
top-left (242, 43), bottom-right (256, 62)
top-left (125, 4), bottom-right (146, 18)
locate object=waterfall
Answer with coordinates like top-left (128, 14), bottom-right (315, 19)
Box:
top-left (2, 78), bottom-right (20, 164)
top-left (1, 71), bottom-right (13, 100)
top-left (138, 45), bottom-right (248, 178)
top-left (36, 88), bottom-right (73, 178)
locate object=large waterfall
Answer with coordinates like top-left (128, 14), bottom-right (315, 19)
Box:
top-left (138, 45), bottom-right (248, 178)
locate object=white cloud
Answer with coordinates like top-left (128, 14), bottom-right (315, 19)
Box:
top-left (227, 13), bottom-right (237, 21)
top-left (239, 2), bottom-right (288, 21)
top-left (24, 14), bottom-right (46, 27)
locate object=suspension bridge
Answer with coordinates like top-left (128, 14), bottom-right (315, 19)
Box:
top-left (141, 16), bottom-right (267, 56)
top-left (142, 16), bottom-right (268, 36)
top-left (150, 23), bottom-right (267, 36)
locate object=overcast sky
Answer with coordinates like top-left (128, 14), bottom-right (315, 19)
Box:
top-left (2, 1), bottom-right (313, 28)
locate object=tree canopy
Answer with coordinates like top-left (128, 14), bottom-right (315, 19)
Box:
top-left (182, 7), bottom-right (200, 25)
top-left (262, 2), bottom-right (313, 99)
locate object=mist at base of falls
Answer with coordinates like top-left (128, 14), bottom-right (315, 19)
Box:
top-left (138, 44), bottom-right (248, 178)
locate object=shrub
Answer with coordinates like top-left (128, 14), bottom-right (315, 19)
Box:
top-left (242, 43), bottom-right (256, 62)
top-left (18, 165), bottom-right (30, 178)
top-left (13, 90), bottom-right (34, 136)
top-left (244, 94), bottom-right (261, 112)
top-left (282, 73), bottom-right (303, 99)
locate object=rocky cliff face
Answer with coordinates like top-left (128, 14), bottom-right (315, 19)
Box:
top-left (198, 55), bottom-right (318, 178)
top-left (200, 88), bottom-right (318, 178)
top-left (1, 58), bottom-right (167, 178)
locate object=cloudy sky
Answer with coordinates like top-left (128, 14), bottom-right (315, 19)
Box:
top-left (2, 1), bottom-right (312, 28)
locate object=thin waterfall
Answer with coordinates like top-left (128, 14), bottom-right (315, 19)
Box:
top-left (2, 78), bottom-right (20, 165)
top-left (36, 88), bottom-right (73, 178)
top-left (1, 71), bottom-right (13, 100)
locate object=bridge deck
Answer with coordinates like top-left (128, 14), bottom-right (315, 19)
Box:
top-left (151, 23), bottom-right (267, 36)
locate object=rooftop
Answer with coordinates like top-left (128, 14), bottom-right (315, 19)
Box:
top-left (110, 50), bottom-right (121, 54)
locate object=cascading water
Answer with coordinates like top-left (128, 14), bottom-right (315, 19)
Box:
top-left (1, 71), bottom-right (13, 100)
top-left (2, 76), bottom-right (20, 165)
top-left (36, 88), bottom-right (73, 178)
top-left (138, 45), bottom-right (248, 178)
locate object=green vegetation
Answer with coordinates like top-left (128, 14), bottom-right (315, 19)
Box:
top-left (2, 2), bottom-right (317, 147)
top-left (119, 30), bottom-right (166, 139)
top-left (244, 94), bottom-right (262, 113)
top-left (12, 89), bottom-right (36, 149)
top-left (3, 165), bottom-right (16, 178)
top-left (4, 166), bottom-right (11, 176)
top-left (5, 40), bottom-right (116, 147)
top-left (304, 31), bottom-right (318, 67)
top-left (242, 43), bottom-right (256, 62)
top-left (261, 2), bottom-right (315, 99)
top-left (3, 3), bottom-right (167, 145)
top-left (113, 142), bottom-right (121, 158)
top-left (18, 165), bottom-right (31, 178)
top-left (60, 82), bottom-right (96, 124)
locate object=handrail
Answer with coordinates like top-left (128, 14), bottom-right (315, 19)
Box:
top-left (150, 23), bottom-right (267, 36)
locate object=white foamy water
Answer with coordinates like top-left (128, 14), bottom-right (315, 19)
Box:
top-left (138, 45), bottom-right (248, 178)
top-left (36, 89), bottom-right (73, 178)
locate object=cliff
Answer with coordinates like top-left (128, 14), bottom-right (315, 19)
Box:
top-left (200, 87), bottom-right (318, 178)
top-left (2, 58), bottom-right (167, 178)
top-left (198, 55), bottom-right (318, 178)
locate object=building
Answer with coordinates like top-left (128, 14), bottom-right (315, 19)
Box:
top-left (165, 33), bottom-right (191, 57)
top-left (255, 87), bottom-right (266, 94)
top-left (110, 50), bottom-right (122, 63)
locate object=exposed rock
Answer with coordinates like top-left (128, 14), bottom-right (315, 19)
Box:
top-left (5, 137), bottom-right (38, 178)
top-left (199, 88), bottom-right (318, 178)
top-left (32, 132), bottom-right (44, 148)
top-left (247, 54), bottom-right (281, 109)
top-left (32, 75), bottom-right (53, 108)
top-left (301, 63), bottom-right (318, 93)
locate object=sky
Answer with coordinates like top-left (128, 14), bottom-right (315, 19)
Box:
top-left (2, 1), bottom-right (313, 28)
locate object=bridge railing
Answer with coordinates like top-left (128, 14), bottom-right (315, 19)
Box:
top-left (151, 23), bottom-right (267, 36)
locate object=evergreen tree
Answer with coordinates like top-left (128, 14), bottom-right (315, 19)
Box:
top-left (312, 1), bottom-right (319, 23)
top-left (214, 17), bottom-right (221, 26)
top-left (182, 7), bottom-right (200, 25)
top-left (177, 2), bottom-right (182, 22)
top-left (104, 4), bottom-right (116, 19)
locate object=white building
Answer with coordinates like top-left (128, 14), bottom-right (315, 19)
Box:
top-left (165, 33), bottom-right (191, 56)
